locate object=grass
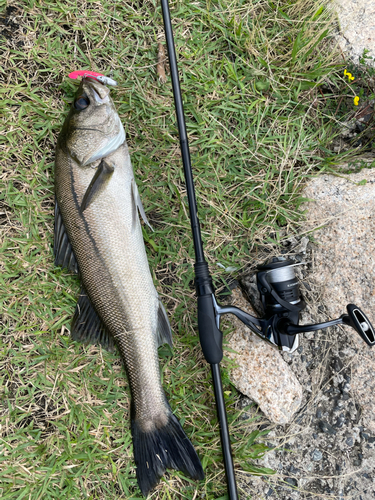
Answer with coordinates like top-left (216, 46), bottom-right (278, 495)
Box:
top-left (0, 0), bottom-right (371, 498)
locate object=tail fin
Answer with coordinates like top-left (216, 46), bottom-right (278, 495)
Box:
top-left (132, 410), bottom-right (204, 496)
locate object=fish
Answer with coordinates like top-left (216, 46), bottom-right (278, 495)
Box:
top-left (54, 76), bottom-right (204, 496)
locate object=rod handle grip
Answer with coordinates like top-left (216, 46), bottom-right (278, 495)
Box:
top-left (198, 295), bottom-right (223, 364)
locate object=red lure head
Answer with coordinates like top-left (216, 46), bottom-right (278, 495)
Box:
top-left (68, 70), bottom-right (117, 86)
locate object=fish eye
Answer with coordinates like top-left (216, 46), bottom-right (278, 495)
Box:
top-left (74, 95), bottom-right (90, 110)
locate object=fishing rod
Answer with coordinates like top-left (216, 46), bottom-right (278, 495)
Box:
top-left (160, 1), bottom-right (238, 497)
top-left (159, 1), bottom-right (375, 497)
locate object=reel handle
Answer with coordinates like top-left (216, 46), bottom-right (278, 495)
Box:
top-left (278, 304), bottom-right (375, 347)
top-left (343, 304), bottom-right (375, 347)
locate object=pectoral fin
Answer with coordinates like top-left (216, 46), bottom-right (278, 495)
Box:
top-left (131, 178), bottom-right (153, 232)
top-left (81, 159), bottom-right (114, 212)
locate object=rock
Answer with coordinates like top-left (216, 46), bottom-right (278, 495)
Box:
top-left (333, 0), bottom-right (375, 64)
top-left (285, 477), bottom-right (298, 487)
top-left (346, 437), bottom-right (354, 447)
top-left (239, 273), bottom-right (264, 315)
top-left (318, 420), bottom-right (337, 435)
top-left (293, 236), bottom-right (309, 255)
top-left (301, 170), bottom-right (375, 432)
top-left (226, 289), bottom-right (303, 424)
top-left (311, 449), bottom-right (323, 461)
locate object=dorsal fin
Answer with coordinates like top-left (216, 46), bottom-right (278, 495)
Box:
top-left (71, 288), bottom-right (115, 352)
top-left (54, 199), bottom-right (79, 274)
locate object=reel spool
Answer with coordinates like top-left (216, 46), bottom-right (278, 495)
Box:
top-left (256, 258), bottom-right (305, 352)
top-left (257, 258), bottom-right (305, 313)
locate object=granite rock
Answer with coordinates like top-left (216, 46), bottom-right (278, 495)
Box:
top-left (302, 169), bottom-right (375, 432)
top-left (333, 0), bottom-right (375, 64)
top-left (226, 289), bottom-right (303, 424)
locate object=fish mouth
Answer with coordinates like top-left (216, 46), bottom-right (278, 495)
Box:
top-left (90, 84), bottom-right (109, 104)
top-left (84, 77), bottom-right (111, 103)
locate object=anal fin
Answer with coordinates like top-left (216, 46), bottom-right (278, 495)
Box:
top-left (71, 288), bottom-right (115, 352)
top-left (131, 178), bottom-right (153, 232)
top-left (156, 299), bottom-right (173, 348)
top-left (54, 199), bottom-right (79, 274)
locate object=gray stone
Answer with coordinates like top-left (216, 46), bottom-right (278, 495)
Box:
top-left (226, 289), bottom-right (303, 424)
top-left (293, 236), bottom-right (310, 255)
top-left (285, 477), bottom-right (298, 487)
top-left (333, 0), bottom-right (375, 64)
top-left (312, 449), bottom-right (323, 461)
top-left (301, 170), bottom-right (375, 432)
top-left (346, 437), bottom-right (354, 447)
top-left (318, 420), bottom-right (337, 435)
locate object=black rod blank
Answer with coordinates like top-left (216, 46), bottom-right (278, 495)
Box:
top-left (160, 0), bottom-right (204, 263)
top-left (212, 363), bottom-right (239, 500)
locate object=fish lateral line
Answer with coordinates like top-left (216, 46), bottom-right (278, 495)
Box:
top-left (80, 159), bottom-right (115, 213)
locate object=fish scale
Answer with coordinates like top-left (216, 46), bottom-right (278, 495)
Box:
top-left (54, 76), bottom-right (204, 495)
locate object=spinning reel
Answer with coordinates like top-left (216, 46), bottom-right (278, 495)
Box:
top-left (206, 257), bottom-right (375, 355)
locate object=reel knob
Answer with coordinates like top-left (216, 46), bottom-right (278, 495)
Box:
top-left (345, 304), bottom-right (375, 346)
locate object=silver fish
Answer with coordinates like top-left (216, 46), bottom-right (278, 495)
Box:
top-left (54, 77), bottom-right (204, 495)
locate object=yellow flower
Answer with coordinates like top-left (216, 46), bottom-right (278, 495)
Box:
top-left (344, 69), bottom-right (355, 81)
top-left (354, 96), bottom-right (359, 106)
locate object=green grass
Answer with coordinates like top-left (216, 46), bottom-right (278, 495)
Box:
top-left (0, 0), bottom-right (369, 498)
